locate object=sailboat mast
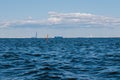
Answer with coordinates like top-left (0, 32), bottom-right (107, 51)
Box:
top-left (46, 34), bottom-right (48, 42)
top-left (36, 32), bottom-right (37, 38)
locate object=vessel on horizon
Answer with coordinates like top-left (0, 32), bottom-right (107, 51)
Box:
top-left (54, 36), bottom-right (63, 39)
top-left (31, 32), bottom-right (37, 38)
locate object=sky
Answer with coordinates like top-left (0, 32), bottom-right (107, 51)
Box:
top-left (0, 0), bottom-right (120, 38)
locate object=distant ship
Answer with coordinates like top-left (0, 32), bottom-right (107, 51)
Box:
top-left (31, 32), bottom-right (37, 38)
top-left (54, 36), bottom-right (63, 39)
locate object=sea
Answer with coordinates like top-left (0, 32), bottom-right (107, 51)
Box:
top-left (0, 38), bottom-right (120, 80)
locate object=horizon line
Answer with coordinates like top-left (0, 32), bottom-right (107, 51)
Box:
top-left (0, 37), bottom-right (120, 39)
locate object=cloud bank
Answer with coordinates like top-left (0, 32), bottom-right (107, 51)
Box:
top-left (0, 12), bottom-right (120, 28)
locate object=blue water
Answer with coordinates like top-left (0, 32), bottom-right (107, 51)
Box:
top-left (0, 38), bottom-right (120, 80)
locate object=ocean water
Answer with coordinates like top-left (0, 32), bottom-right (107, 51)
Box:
top-left (0, 38), bottom-right (120, 80)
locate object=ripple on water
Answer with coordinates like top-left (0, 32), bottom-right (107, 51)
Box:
top-left (0, 38), bottom-right (120, 80)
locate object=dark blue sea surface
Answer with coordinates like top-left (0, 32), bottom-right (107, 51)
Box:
top-left (0, 38), bottom-right (120, 80)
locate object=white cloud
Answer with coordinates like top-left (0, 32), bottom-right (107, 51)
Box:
top-left (0, 12), bottom-right (120, 28)
top-left (48, 12), bottom-right (120, 27)
top-left (47, 12), bottom-right (120, 28)
top-left (48, 17), bottom-right (62, 24)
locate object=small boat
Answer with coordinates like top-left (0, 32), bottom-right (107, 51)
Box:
top-left (54, 36), bottom-right (63, 39)
top-left (31, 32), bottom-right (37, 38)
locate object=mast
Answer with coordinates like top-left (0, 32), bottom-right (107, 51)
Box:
top-left (35, 32), bottom-right (37, 38)
top-left (46, 34), bottom-right (48, 42)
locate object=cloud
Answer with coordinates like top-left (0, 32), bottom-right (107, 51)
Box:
top-left (48, 12), bottom-right (120, 27)
top-left (0, 12), bottom-right (120, 28)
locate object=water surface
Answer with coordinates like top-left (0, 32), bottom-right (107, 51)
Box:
top-left (0, 38), bottom-right (120, 80)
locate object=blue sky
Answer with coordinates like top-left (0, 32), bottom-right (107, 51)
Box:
top-left (0, 0), bottom-right (120, 38)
